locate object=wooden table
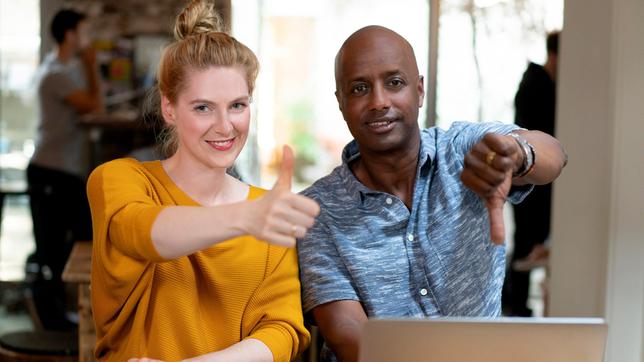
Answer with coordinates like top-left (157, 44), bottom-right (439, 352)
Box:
top-left (62, 241), bottom-right (97, 362)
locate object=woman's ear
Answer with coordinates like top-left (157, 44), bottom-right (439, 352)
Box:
top-left (161, 95), bottom-right (176, 125)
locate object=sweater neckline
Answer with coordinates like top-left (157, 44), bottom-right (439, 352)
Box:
top-left (142, 160), bottom-right (260, 206)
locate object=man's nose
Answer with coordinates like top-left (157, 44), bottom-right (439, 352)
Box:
top-left (368, 84), bottom-right (391, 111)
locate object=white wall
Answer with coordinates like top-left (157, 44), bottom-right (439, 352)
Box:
top-left (550, 0), bottom-right (644, 361)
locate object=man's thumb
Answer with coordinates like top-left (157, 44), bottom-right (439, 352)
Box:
top-left (486, 198), bottom-right (506, 245)
top-left (274, 145), bottom-right (294, 190)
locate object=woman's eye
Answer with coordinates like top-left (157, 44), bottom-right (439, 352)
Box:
top-left (231, 102), bottom-right (247, 110)
top-left (194, 104), bottom-right (210, 112)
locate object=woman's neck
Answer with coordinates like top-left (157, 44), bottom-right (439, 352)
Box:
top-left (161, 153), bottom-right (244, 207)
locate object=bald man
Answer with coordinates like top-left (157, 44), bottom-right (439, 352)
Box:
top-left (297, 26), bottom-right (567, 361)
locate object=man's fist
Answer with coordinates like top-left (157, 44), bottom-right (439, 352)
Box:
top-left (460, 133), bottom-right (523, 244)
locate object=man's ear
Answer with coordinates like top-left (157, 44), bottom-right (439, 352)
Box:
top-left (417, 75), bottom-right (425, 108)
top-left (161, 95), bottom-right (176, 125)
top-left (335, 90), bottom-right (343, 113)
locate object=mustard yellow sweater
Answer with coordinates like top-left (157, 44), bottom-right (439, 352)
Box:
top-left (87, 158), bottom-right (310, 362)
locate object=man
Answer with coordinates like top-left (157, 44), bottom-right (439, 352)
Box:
top-left (297, 26), bottom-right (567, 362)
top-left (503, 31), bottom-right (559, 317)
top-left (28, 9), bottom-right (102, 330)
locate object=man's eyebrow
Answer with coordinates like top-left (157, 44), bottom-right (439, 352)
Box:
top-left (347, 70), bottom-right (406, 82)
top-left (348, 76), bottom-right (369, 84)
top-left (382, 70), bottom-right (406, 78)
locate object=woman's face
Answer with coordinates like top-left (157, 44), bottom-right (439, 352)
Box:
top-left (163, 66), bottom-right (251, 171)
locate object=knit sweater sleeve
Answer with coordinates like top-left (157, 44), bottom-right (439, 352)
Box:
top-left (87, 159), bottom-right (167, 262)
top-left (242, 246), bottom-right (311, 362)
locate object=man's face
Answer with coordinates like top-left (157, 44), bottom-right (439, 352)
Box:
top-left (69, 20), bottom-right (90, 50)
top-left (335, 30), bottom-right (424, 154)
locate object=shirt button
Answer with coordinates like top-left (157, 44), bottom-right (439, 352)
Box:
top-left (385, 197), bottom-right (393, 205)
top-left (420, 288), bottom-right (428, 296)
top-left (407, 234), bottom-right (414, 242)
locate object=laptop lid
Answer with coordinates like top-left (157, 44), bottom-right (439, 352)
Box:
top-left (358, 317), bottom-right (607, 362)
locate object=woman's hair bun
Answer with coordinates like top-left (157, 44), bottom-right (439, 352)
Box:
top-left (174, 0), bottom-right (225, 40)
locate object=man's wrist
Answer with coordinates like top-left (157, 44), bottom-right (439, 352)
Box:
top-left (508, 132), bottom-right (535, 178)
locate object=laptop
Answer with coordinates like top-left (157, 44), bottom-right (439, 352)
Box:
top-left (358, 317), bottom-right (607, 362)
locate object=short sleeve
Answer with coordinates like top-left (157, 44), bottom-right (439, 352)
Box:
top-left (40, 71), bottom-right (79, 101)
top-left (447, 122), bottom-right (534, 203)
top-left (449, 121), bottom-right (522, 157)
top-left (297, 211), bottom-right (359, 315)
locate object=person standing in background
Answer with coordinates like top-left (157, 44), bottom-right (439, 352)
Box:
top-left (28, 8), bottom-right (102, 330)
top-left (502, 31), bottom-right (559, 317)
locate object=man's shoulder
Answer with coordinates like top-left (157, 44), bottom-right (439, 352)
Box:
top-left (37, 62), bottom-right (75, 94)
top-left (300, 165), bottom-right (360, 235)
top-left (301, 165), bottom-right (346, 201)
top-left (520, 62), bottom-right (550, 85)
top-left (38, 59), bottom-right (69, 80)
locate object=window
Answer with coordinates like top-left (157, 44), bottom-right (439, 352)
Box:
top-left (232, 0), bottom-right (429, 188)
top-left (0, 0), bottom-right (39, 280)
top-left (436, 0), bottom-right (564, 128)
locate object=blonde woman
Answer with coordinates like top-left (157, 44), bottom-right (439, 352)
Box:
top-left (87, 1), bottom-right (318, 361)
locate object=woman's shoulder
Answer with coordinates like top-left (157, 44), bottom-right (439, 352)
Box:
top-left (93, 157), bottom-right (146, 172)
top-left (88, 158), bottom-right (161, 190)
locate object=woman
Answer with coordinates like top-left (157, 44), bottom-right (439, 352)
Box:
top-left (86, 1), bottom-right (319, 361)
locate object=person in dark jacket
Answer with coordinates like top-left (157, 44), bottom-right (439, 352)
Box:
top-left (503, 31), bottom-right (559, 317)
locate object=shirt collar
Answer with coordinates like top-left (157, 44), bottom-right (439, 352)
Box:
top-left (339, 134), bottom-right (433, 205)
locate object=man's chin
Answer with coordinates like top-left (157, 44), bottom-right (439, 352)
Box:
top-left (357, 130), bottom-right (420, 155)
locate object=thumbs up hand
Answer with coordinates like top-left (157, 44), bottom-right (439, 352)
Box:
top-left (248, 145), bottom-right (320, 247)
top-left (460, 133), bottom-right (523, 245)
top-left (273, 144), bottom-right (295, 191)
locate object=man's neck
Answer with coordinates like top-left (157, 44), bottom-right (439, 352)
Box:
top-left (55, 44), bottom-right (74, 63)
top-left (351, 135), bottom-right (421, 209)
top-left (543, 55), bottom-right (557, 81)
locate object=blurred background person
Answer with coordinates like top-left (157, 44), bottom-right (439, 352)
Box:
top-left (503, 31), bottom-right (559, 317)
top-left (27, 8), bottom-right (102, 330)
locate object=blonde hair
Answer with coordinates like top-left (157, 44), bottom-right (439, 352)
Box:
top-left (153, 0), bottom-right (259, 156)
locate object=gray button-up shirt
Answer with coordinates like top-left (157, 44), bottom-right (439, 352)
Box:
top-left (298, 122), bottom-right (532, 323)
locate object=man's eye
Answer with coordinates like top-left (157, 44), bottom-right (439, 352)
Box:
top-left (389, 78), bottom-right (405, 87)
top-left (352, 84), bottom-right (367, 94)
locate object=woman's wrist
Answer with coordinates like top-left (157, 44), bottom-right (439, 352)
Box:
top-left (229, 200), bottom-right (257, 237)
